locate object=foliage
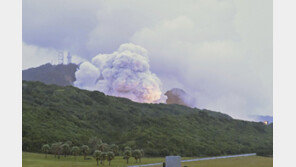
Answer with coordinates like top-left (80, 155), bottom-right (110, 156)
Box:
top-left (98, 143), bottom-right (108, 152)
top-left (41, 144), bottom-right (50, 158)
top-left (22, 81), bottom-right (273, 157)
top-left (41, 139), bottom-right (137, 167)
top-left (107, 151), bottom-right (115, 165)
top-left (51, 142), bottom-right (63, 159)
top-left (124, 150), bottom-right (132, 164)
top-left (132, 149), bottom-right (142, 163)
top-left (71, 146), bottom-right (80, 159)
top-left (81, 145), bottom-right (89, 160)
top-left (93, 150), bottom-right (101, 166)
top-left (65, 141), bottom-right (72, 147)
top-left (89, 137), bottom-right (102, 153)
top-left (100, 152), bottom-right (107, 165)
top-left (109, 144), bottom-right (119, 155)
top-left (124, 146), bottom-right (131, 151)
top-left (61, 143), bottom-right (70, 157)
top-left (256, 142), bottom-right (273, 157)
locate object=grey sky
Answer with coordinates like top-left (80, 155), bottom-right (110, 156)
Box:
top-left (22, 0), bottom-right (272, 120)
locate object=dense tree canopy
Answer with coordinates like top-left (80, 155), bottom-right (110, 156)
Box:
top-left (22, 81), bottom-right (273, 157)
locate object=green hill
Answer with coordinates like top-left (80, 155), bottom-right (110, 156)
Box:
top-left (22, 81), bottom-right (272, 157)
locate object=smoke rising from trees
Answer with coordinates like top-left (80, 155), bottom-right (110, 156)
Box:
top-left (74, 43), bottom-right (165, 103)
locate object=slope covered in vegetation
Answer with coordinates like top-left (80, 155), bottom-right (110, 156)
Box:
top-left (22, 81), bottom-right (272, 157)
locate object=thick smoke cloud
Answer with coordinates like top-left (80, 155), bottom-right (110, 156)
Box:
top-left (74, 43), bottom-right (165, 103)
top-left (23, 0), bottom-right (272, 120)
top-left (165, 88), bottom-right (196, 108)
top-left (74, 62), bottom-right (100, 90)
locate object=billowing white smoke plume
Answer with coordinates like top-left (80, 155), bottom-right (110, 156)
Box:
top-left (74, 43), bottom-right (165, 103)
top-left (73, 62), bottom-right (100, 91)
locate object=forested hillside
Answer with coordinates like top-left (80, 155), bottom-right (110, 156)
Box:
top-left (22, 81), bottom-right (272, 157)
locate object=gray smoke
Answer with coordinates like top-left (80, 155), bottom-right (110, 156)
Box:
top-left (165, 88), bottom-right (196, 107)
top-left (74, 43), bottom-right (166, 103)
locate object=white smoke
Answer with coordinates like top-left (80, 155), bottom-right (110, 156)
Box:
top-left (74, 62), bottom-right (100, 91)
top-left (74, 43), bottom-right (165, 103)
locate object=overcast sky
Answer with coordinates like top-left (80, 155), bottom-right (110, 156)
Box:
top-left (22, 0), bottom-right (272, 120)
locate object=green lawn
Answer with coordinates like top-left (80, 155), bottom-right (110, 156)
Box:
top-left (22, 152), bottom-right (272, 167)
top-left (23, 152), bottom-right (164, 167)
top-left (180, 156), bottom-right (273, 167)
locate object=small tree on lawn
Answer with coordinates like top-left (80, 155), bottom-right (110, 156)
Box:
top-left (132, 149), bottom-right (142, 163)
top-left (100, 152), bottom-right (107, 165)
top-left (81, 145), bottom-right (89, 160)
top-left (107, 151), bottom-right (115, 166)
top-left (71, 146), bottom-right (80, 160)
top-left (139, 149), bottom-right (144, 162)
top-left (51, 142), bottom-right (63, 159)
top-left (93, 150), bottom-right (102, 166)
top-left (124, 149), bottom-right (132, 164)
top-left (61, 143), bottom-right (70, 157)
top-left (51, 142), bottom-right (59, 158)
top-left (41, 144), bottom-right (50, 158)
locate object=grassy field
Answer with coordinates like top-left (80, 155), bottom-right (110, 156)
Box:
top-left (180, 156), bottom-right (272, 167)
top-left (23, 152), bottom-right (272, 167)
top-left (23, 152), bottom-right (164, 167)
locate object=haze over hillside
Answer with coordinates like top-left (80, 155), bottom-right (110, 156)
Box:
top-left (22, 63), bottom-right (273, 122)
top-left (22, 63), bottom-right (78, 86)
top-left (251, 115), bottom-right (273, 123)
top-left (22, 81), bottom-right (272, 157)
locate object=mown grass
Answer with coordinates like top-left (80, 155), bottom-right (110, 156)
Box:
top-left (179, 156), bottom-right (272, 167)
top-left (22, 152), bottom-right (164, 167)
top-left (23, 152), bottom-right (272, 167)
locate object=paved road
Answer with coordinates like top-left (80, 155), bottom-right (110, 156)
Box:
top-left (128, 153), bottom-right (256, 167)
